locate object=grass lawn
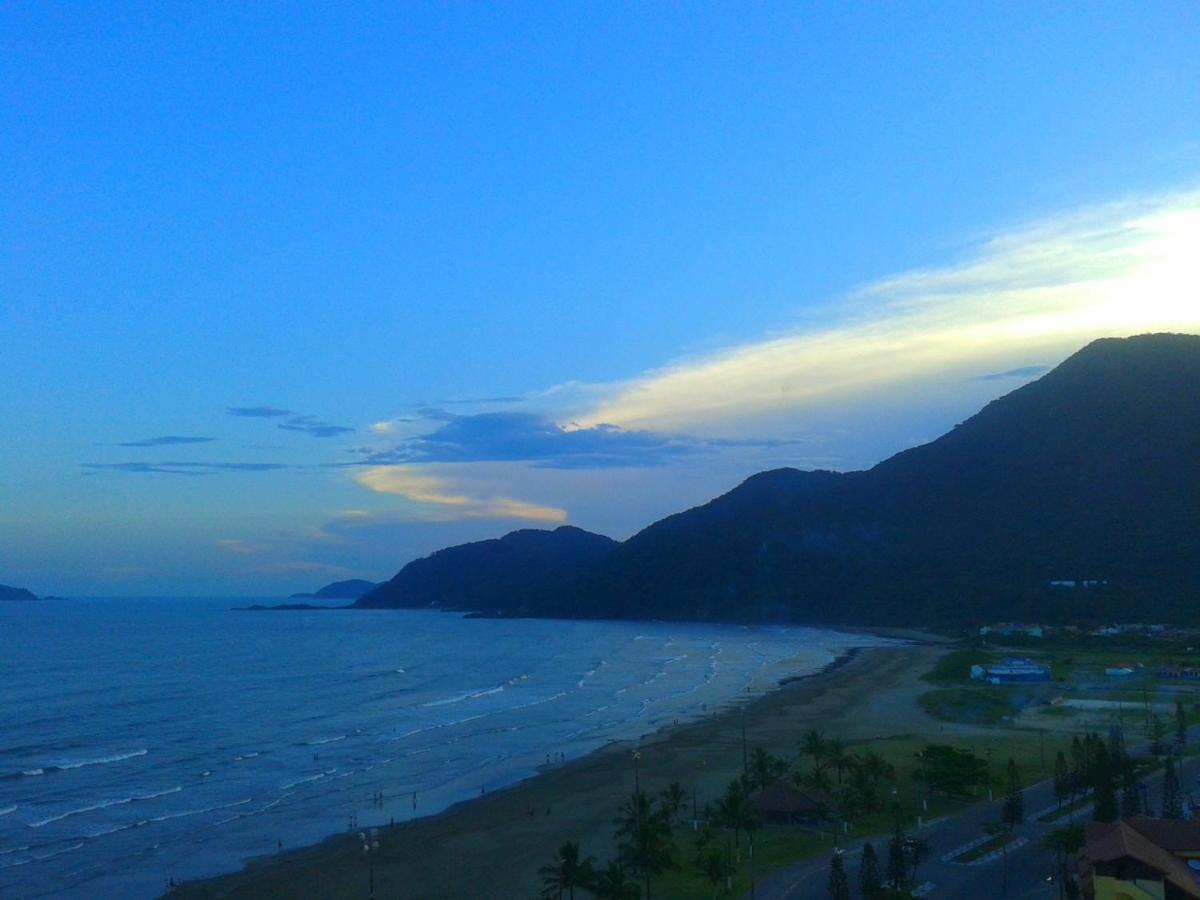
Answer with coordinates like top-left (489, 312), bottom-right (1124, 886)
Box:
top-left (654, 828), bottom-right (826, 899)
top-left (919, 688), bottom-right (1017, 725)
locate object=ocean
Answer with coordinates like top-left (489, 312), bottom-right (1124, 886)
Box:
top-left (0, 597), bottom-right (879, 898)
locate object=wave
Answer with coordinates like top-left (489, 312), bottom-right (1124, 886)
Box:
top-left (28, 786), bottom-right (182, 828)
top-left (303, 735), bottom-right (346, 746)
top-left (3, 841), bottom-right (84, 869)
top-left (233, 751), bottom-right (260, 761)
top-left (5, 749), bottom-right (149, 779)
top-left (0, 804), bottom-right (16, 816)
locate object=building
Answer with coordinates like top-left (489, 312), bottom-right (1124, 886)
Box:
top-left (1081, 816), bottom-right (1200, 899)
top-left (970, 657), bottom-right (1051, 683)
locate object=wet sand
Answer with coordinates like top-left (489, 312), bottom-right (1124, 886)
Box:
top-left (175, 641), bottom-right (945, 899)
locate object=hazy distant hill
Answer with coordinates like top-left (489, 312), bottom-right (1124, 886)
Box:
top-left (358, 334), bottom-right (1200, 626)
top-left (289, 579), bottom-right (378, 600)
top-left (0, 584), bottom-right (39, 602)
top-left (355, 526), bottom-right (618, 613)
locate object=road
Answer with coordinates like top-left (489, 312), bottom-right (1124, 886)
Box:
top-left (750, 740), bottom-right (1200, 900)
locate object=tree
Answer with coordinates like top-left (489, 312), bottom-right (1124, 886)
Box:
top-left (539, 842), bottom-right (597, 900)
top-left (614, 791), bottom-right (678, 899)
top-left (885, 804), bottom-right (909, 890)
top-left (1150, 714), bottom-right (1166, 756)
top-left (695, 849), bottom-right (726, 900)
top-left (1053, 750), bottom-right (1070, 810)
top-left (859, 842), bottom-right (882, 898)
top-left (1069, 736), bottom-right (1086, 802)
top-left (827, 852), bottom-right (850, 900)
top-left (592, 860), bottom-right (642, 900)
top-left (749, 747), bottom-right (788, 793)
top-left (1120, 759), bottom-right (1142, 818)
top-left (860, 749), bottom-right (896, 787)
top-left (801, 729), bottom-right (829, 772)
top-left (827, 739), bottom-right (851, 785)
top-left (915, 744), bottom-right (989, 798)
top-left (659, 782), bottom-right (688, 827)
top-left (1092, 741), bottom-right (1118, 823)
top-left (798, 765), bottom-right (834, 795)
top-left (984, 822), bottom-right (1012, 898)
top-left (1002, 758), bottom-right (1024, 829)
top-left (711, 778), bottom-right (760, 860)
top-left (1162, 756), bottom-right (1183, 819)
top-left (1177, 700), bottom-right (1188, 751)
top-left (1042, 825), bottom-right (1085, 900)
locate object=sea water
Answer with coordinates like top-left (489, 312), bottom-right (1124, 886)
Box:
top-left (0, 597), bottom-right (880, 898)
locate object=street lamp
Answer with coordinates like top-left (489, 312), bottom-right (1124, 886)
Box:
top-left (359, 828), bottom-right (379, 900)
top-left (633, 749), bottom-right (642, 793)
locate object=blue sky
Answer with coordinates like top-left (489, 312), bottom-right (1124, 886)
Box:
top-left (3, 3), bottom-right (1199, 595)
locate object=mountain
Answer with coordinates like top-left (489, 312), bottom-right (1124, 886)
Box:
top-left (355, 526), bottom-right (618, 614)
top-left (564, 333), bottom-right (1200, 625)
top-left (289, 579), bottom-right (378, 600)
top-left (0, 584), bottom-right (40, 602)
top-left (357, 334), bottom-right (1200, 626)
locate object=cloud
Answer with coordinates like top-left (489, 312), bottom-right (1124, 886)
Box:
top-left (354, 465), bottom-right (567, 522)
top-left (83, 461), bottom-right (291, 475)
top-left (277, 415), bottom-right (355, 438)
top-left (973, 365), bottom-right (1051, 381)
top-left (116, 435), bottom-right (216, 447)
top-left (574, 187), bottom-right (1200, 433)
top-left (228, 406), bottom-right (294, 418)
top-left (362, 410), bottom-right (788, 470)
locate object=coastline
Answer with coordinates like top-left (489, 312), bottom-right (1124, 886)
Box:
top-left (176, 637), bottom-right (947, 899)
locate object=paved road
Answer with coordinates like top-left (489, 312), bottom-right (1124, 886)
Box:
top-left (750, 740), bottom-right (1200, 900)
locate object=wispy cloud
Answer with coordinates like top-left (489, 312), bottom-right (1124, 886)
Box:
top-left (973, 365), bottom-right (1051, 382)
top-left (277, 415), bottom-right (355, 438)
top-left (83, 461), bottom-right (291, 475)
top-left (116, 435), bottom-right (215, 447)
top-left (227, 406), bottom-right (354, 437)
top-left (575, 188), bottom-right (1200, 433)
top-left (362, 410), bottom-right (790, 470)
top-left (228, 406), bottom-right (293, 418)
top-left (354, 465), bottom-right (567, 522)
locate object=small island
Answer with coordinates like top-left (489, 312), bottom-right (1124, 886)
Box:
top-left (0, 584), bottom-right (40, 602)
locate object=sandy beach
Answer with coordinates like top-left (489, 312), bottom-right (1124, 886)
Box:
top-left (175, 639), bottom-right (947, 899)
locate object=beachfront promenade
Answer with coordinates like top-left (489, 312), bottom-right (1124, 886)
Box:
top-left (753, 731), bottom-right (1200, 900)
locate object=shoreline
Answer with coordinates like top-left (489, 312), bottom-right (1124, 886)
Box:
top-left (177, 636), bottom-right (946, 899)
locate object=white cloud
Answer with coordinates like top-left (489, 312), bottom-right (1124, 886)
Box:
top-left (575, 188), bottom-right (1200, 434)
top-left (354, 465), bottom-right (567, 523)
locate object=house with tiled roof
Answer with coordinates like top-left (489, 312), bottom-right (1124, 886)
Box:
top-left (1081, 816), bottom-right (1200, 899)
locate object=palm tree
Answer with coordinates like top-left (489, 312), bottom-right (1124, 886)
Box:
top-left (592, 859), bottom-right (642, 899)
top-left (800, 729), bottom-right (829, 772)
top-left (538, 841), bottom-right (597, 900)
top-left (749, 747), bottom-right (787, 792)
top-left (826, 739), bottom-right (851, 785)
top-left (614, 791), bottom-right (678, 899)
top-left (712, 778), bottom-right (760, 860)
top-left (659, 782), bottom-right (688, 826)
top-left (798, 765), bottom-right (833, 795)
top-left (859, 750), bottom-right (896, 787)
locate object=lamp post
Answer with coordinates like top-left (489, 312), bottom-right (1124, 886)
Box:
top-left (359, 828), bottom-right (379, 900)
top-left (633, 749), bottom-right (641, 794)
